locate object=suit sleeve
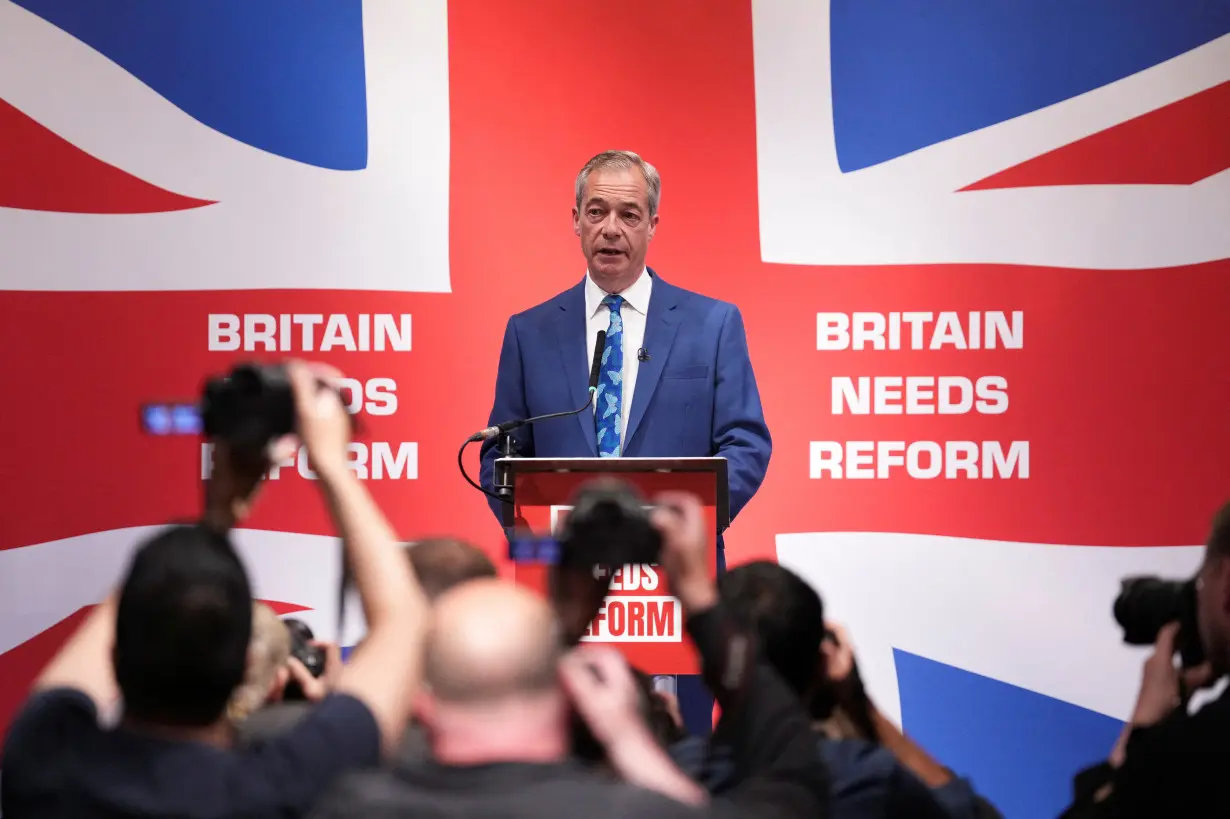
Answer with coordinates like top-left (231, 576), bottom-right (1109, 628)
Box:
top-left (479, 316), bottom-right (536, 524)
top-left (713, 305), bottom-right (772, 524)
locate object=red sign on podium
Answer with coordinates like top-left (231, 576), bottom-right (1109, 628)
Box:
top-left (502, 458), bottom-right (727, 676)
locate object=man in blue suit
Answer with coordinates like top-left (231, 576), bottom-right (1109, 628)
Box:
top-left (479, 150), bottom-right (772, 733)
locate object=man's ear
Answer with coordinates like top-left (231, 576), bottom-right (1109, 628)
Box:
top-left (573, 207), bottom-right (582, 237)
top-left (647, 213), bottom-right (659, 242)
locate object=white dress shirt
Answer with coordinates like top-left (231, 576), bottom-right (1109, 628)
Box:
top-left (585, 268), bottom-right (652, 442)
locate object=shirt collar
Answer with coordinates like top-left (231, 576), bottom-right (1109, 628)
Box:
top-left (585, 268), bottom-right (652, 318)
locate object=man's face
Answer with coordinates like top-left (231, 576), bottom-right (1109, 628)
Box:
top-left (1196, 551), bottom-right (1230, 673)
top-left (573, 167), bottom-right (659, 293)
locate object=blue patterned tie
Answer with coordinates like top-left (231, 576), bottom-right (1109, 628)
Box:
top-left (595, 294), bottom-right (624, 457)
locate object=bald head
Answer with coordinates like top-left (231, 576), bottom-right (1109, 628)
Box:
top-left (425, 580), bottom-right (561, 704)
top-left (406, 538), bottom-right (497, 601)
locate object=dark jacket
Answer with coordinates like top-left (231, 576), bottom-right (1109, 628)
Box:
top-left (1060, 686), bottom-right (1230, 818)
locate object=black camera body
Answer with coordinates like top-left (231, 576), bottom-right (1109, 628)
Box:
top-left (1114, 575), bottom-right (1205, 668)
top-left (519, 478), bottom-right (662, 569)
top-left (281, 617), bottom-right (327, 701)
top-left (201, 363), bottom-right (297, 455)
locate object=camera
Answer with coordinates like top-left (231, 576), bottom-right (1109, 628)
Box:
top-left (1113, 575), bottom-right (1205, 668)
top-left (141, 362), bottom-right (297, 450)
top-left (509, 478), bottom-right (662, 569)
top-left (201, 363), bottom-right (297, 455)
top-left (282, 617), bottom-right (327, 701)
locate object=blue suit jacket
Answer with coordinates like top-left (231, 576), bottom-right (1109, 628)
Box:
top-left (479, 270), bottom-right (771, 536)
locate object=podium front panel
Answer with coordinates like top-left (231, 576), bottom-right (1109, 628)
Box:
top-left (510, 470), bottom-right (718, 676)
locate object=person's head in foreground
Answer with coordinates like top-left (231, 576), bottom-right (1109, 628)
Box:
top-left (416, 579), bottom-right (567, 763)
top-left (114, 524), bottom-right (253, 732)
top-left (717, 560), bottom-right (831, 714)
top-left (227, 602), bottom-right (292, 723)
top-left (405, 537), bottom-right (497, 601)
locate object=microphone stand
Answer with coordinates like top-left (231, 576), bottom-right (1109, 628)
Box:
top-left (492, 430), bottom-right (520, 505)
top-left (458, 329), bottom-right (608, 507)
top-left (457, 391), bottom-right (596, 505)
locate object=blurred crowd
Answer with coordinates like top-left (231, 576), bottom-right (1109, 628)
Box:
top-left (2, 362), bottom-right (1227, 819)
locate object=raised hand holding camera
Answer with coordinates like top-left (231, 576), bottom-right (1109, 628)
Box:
top-left (196, 360), bottom-right (353, 529)
top-left (559, 646), bottom-right (642, 746)
top-left (821, 622), bottom-right (856, 686)
top-left (559, 645), bottom-right (708, 807)
top-left (282, 620), bottom-right (343, 704)
top-left (1130, 621), bottom-right (1215, 729)
top-left (201, 436), bottom-right (299, 532)
top-left (650, 491), bottom-right (717, 613)
top-left (285, 361), bottom-right (353, 481)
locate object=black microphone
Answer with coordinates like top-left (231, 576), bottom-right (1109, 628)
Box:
top-left (466, 330), bottom-right (606, 443)
top-left (588, 329), bottom-right (607, 391)
top-left (637, 347), bottom-right (650, 362)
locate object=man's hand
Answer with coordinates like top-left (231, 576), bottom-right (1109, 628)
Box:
top-left (550, 565), bottom-right (611, 646)
top-left (286, 361), bottom-right (352, 481)
top-left (559, 646), bottom-right (643, 747)
top-left (821, 622), bottom-right (870, 707)
top-left (317, 640), bottom-right (344, 691)
top-left (1129, 621), bottom-right (1215, 729)
top-left (203, 357), bottom-right (348, 530)
top-left (818, 622), bottom-right (878, 741)
top-left (560, 646), bottom-right (707, 806)
top-left (285, 642), bottom-right (343, 703)
top-left (653, 688), bottom-right (684, 731)
top-left (202, 437), bottom-right (297, 532)
top-left (822, 622), bottom-right (856, 689)
top-left (651, 491), bottom-right (717, 613)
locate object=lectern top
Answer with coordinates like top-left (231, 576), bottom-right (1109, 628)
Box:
top-left (496, 456), bottom-right (729, 529)
top-left (494, 456), bottom-right (727, 474)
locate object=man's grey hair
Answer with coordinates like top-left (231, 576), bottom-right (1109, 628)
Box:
top-left (575, 150), bottom-right (661, 218)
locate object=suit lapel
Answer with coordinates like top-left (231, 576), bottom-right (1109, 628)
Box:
top-left (554, 279), bottom-right (598, 456)
top-left (625, 270), bottom-right (682, 449)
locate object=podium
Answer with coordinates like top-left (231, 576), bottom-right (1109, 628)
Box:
top-left (497, 456), bottom-right (728, 676)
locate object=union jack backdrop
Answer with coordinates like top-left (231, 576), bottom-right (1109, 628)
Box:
top-left (1, 1), bottom-right (1228, 816)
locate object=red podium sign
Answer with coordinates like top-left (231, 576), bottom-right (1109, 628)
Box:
top-left (500, 457), bottom-right (727, 676)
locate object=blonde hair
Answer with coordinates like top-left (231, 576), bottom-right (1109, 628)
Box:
top-left (227, 603), bottom-right (291, 722)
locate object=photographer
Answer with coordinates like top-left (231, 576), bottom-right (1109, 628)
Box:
top-left (310, 490), bottom-right (828, 819)
top-left (227, 603), bottom-right (293, 724)
top-left (1060, 502), bottom-right (1230, 818)
top-left (673, 560), bottom-right (998, 819)
top-left (237, 537), bottom-right (496, 754)
top-left (233, 613), bottom-right (346, 745)
top-left (0, 362), bottom-right (428, 818)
